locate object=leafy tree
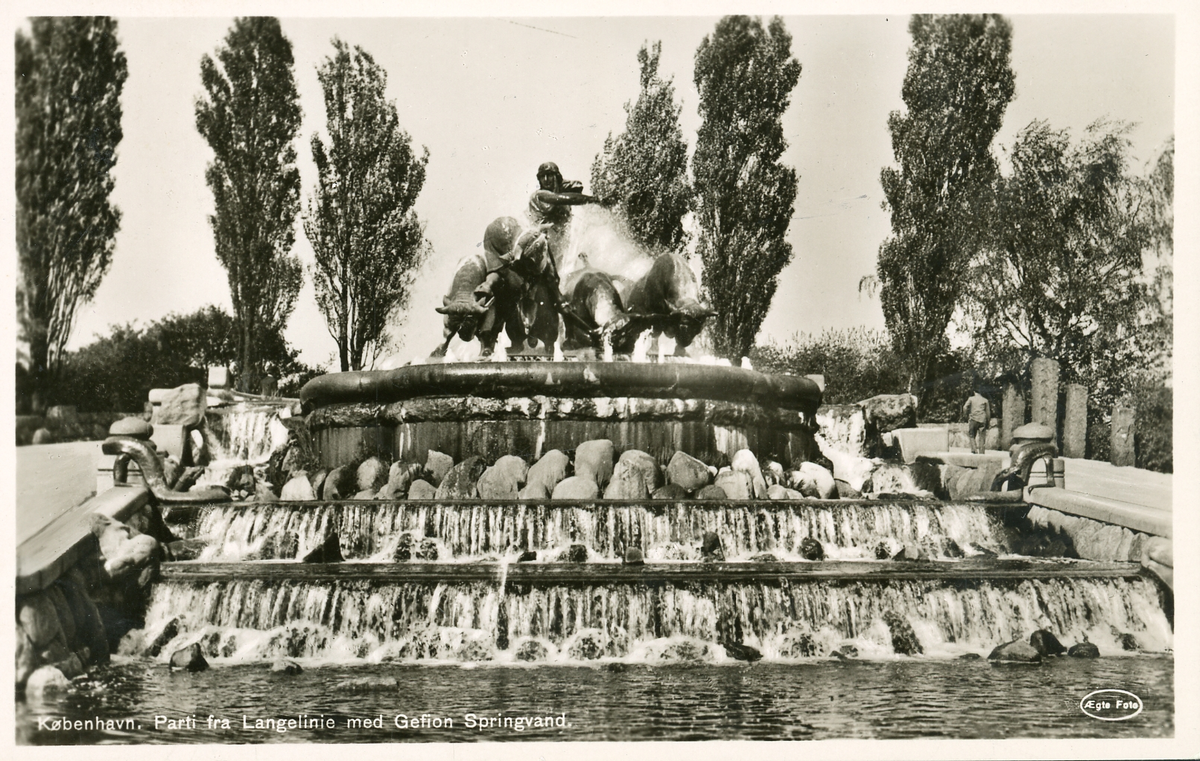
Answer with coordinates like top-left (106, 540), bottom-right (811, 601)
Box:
top-left (16, 17), bottom-right (128, 411)
top-left (960, 120), bottom-right (1154, 442)
top-left (55, 306), bottom-right (321, 411)
top-left (1140, 136), bottom-right (1173, 380)
top-left (591, 41), bottom-right (692, 254)
top-left (693, 16), bottom-right (801, 360)
top-left (304, 38), bottom-right (429, 371)
top-left (877, 14), bottom-right (1014, 400)
top-left (752, 328), bottom-right (907, 405)
top-left (195, 17), bottom-right (303, 391)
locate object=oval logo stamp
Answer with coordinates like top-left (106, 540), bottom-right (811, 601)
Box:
top-left (1080, 689), bottom-right (1144, 721)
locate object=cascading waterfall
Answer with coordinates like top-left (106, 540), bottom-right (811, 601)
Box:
top-left (134, 575), bottom-right (1172, 664)
top-left (816, 406), bottom-right (867, 459)
top-left (178, 500), bottom-right (1015, 562)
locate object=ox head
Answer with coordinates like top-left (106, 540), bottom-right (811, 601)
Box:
top-left (669, 299), bottom-right (717, 347)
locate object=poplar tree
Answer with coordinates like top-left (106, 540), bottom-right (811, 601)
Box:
top-left (304, 39), bottom-right (429, 371)
top-left (693, 16), bottom-right (801, 360)
top-left (591, 41), bottom-right (692, 255)
top-left (877, 14), bottom-right (1014, 398)
top-left (16, 17), bottom-right (128, 410)
top-left (195, 17), bottom-right (303, 389)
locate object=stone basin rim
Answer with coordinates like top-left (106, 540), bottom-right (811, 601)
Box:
top-left (299, 361), bottom-right (822, 414)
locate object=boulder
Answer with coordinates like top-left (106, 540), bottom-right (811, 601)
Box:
top-left (987, 639), bottom-right (1042, 663)
top-left (166, 538), bottom-right (207, 561)
top-left (356, 456), bottom-right (390, 492)
top-left (1068, 641), bottom-right (1100, 658)
top-left (551, 476), bottom-right (600, 500)
top-left (109, 416), bottom-right (153, 439)
top-left (559, 544), bottom-right (589, 563)
top-left (301, 532), bottom-right (343, 563)
top-left (57, 576), bottom-right (108, 663)
top-left (280, 474), bottom-right (317, 501)
top-left (799, 537), bottom-right (825, 561)
top-left (722, 642), bottom-right (763, 662)
top-left (435, 456), bottom-right (486, 499)
top-left (762, 459), bottom-right (785, 486)
top-left (767, 483), bottom-right (791, 500)
top-left (104, 533), bottom-right (161, 580)
top-left (526, 450), bottom-right (570, 495)
top-left (24, 666), bottom-right (71, 699)
top-left (514, 639), bottom-right (549, 662)
top-left (574, 439), bottom-right (615, 488)
top-left (161, 456), bottom-right (182, 490)
top-left (280, 445), bottom-right (303, 478)
top-left (882, 611), bottom-right (923, 655)
top-left (417, 538), bottom-right (439, 561)
top-left (477, 456), bottom-right (528, 499)
top-left (730, 449), bottom-right (768, 498)
top-left (32, 428), bottom-right (56, 445)
top-left (321, 465), bottom-right (355, 501)
top-left (857, 393), bottom-right (918, 434)
top-left (566, 630), bottom-right (608, 660)
top-left (623, 548), bottom-right (645, 566)
top-left (695, 484), bottom-right (728, 500)
top-left (518, 482), bottom-right (550, 500)
top-left (652, 483), bottom-right (690, 500)
top-left (517, 550), bottom-right (538, 562)
top-left (424, 451), bottom-right (455, 486)
top-left (352, 489), bottom-right (376, 500)
top-left (701, 531), bottom-right (724, 562)
top-left (385, 462), bottom-right (424, 499)
top-left (1029, 629), bottom-right (1067, 657)
top-left (823, 450), bottom-right (876, 495)
top-left (665, 451), bottom-right (711, 492)
top-left (713, 470), bottom-right (752, 500)
top-left (19, 595), bottom-right (64, 650)
top-left (407, 480), bottom-right (436, 500)
top-left (617, 449), bottom-right (663, 490)
top-left (271, 659), bottom-right (303, 675)
top-left (169, 643), bottom-right (209, 672)
top-left (153, 384), bottom-right (206, 427)
top-left (603, 460), bottom-right (650, 499)
top-left (491, 454), bottom-right (530, 484)
top-left (393, 532), bottom-right (418, 561)
top-left (309, 469), bottom-right (329, 496)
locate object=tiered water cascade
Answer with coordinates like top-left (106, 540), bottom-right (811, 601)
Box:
top-left (32, 359), bottom-right (1163, 742)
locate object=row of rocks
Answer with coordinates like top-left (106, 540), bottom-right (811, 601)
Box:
top-left (274, 443), bottom-right (842, 504)
top-left (16, 568), bottom-right (111, 696)
top-left (986, 628), bottom-right (1137, 662)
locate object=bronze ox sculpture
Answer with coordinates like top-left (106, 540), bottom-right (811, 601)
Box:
top-left (434, 218), bottom-right (716, 360)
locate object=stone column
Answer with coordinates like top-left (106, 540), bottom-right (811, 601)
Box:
top-left (1063, 384), bottom-right (1088, 458)
top-left (1110, 404), bottom-right (1136, 467)
top-left (1001, 383), bottom-right (1024, 450)
top-left (1030, 358), bottom-right (1060, 446)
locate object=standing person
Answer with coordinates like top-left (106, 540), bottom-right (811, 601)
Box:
top-left (527, 161), bottom-right (607, 271)
top-left (962, 386), bottom-right (992, 454)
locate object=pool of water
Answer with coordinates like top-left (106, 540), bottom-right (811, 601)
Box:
top-left (17, 655), bottom-right (1172, 744)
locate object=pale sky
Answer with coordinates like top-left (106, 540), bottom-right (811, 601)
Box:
top-left (17, 10), bottom-right (1179, 369)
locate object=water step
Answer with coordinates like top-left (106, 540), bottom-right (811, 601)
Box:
top-left (160, 559), bottom-right (1143, 585)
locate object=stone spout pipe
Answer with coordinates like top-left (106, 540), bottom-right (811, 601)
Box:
top-left (103, 436), bottom-right (231, 505)
top-left (990, 441), bottom-right (1058, 492)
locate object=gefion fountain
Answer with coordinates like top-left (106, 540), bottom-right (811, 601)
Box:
top-left (22, 213), bottom-right (1173, 743)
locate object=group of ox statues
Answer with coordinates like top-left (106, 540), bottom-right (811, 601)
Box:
top-left (434, 214), bottom-right (716, 360)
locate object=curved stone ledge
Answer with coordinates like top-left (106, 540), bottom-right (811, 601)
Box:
top-left (308, 395), bottom-right (813, 432)
top-left (300, 362), bottom-right (822, 414)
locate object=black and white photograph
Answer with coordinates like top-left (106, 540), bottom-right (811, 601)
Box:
top-left (8, 1), bottom-right (1196, 758)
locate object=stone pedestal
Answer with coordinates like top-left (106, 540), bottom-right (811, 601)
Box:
top-left (1030, 358), bottom-right (1059, 446)
top-left (1001, 384), bottom-right (1024, 450)
top-left (1063, 384), bottom-right (1087, 458)
top-left (1111, 405), bottom-right (1136, 467)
